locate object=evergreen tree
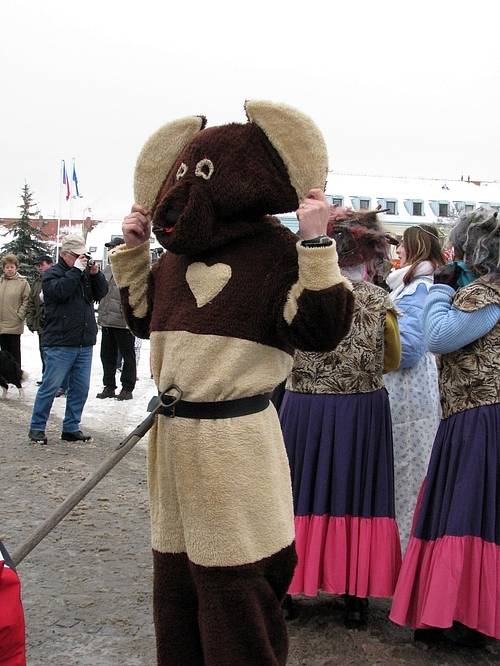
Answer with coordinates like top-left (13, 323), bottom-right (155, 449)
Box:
top-left (1, 183), bottom-right (51, 283)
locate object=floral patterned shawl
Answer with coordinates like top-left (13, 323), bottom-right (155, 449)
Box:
top-left (439, 278), bottom-right (500, 418)
top-left (287, 281), bottom-right (395, 395)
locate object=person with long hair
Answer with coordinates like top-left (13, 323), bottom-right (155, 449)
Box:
top-left (280, 208), bottom-right (402, 627)
top-left (384, 224), bottom-right (445, 547)
top-left (390, 207), bottom-right (500, 645)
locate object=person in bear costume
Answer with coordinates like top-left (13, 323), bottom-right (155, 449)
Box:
top-left (109, 100), bottom-right (354, 665)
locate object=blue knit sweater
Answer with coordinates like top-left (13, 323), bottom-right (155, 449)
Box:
top-left (423, 284), bottom-right (500, 354)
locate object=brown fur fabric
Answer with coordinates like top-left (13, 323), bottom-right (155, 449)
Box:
top-left (152, 123), bottom-right (299, 256)
top-left (135, 116), bottom-right (207, 212)
top-left (153, 552), bottom-right (204, 665)
top-left (119, 274), bottom-right (154, 339)
top-left (153, 545), bottom-right (297, 666)
top-left (148, 219), bottom-right (351, 354)
top-left (281, 283), bottom-right (354, 352)
top-left (109, 101), bottom-right (354, 666)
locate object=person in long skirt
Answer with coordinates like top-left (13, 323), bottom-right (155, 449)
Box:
top-left (280, 209), bottom-right (402, 627)
top-left (390, 207), bottom-right (500, 645)
top-left (384, 225), bottom-right (445, 547)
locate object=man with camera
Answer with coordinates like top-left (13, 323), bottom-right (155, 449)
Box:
top-left (28, 235), bottom-right (108, 445)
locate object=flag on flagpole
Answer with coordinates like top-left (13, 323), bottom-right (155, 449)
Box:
top-left (72, 160), bottom-right (81, 198)
top-left (62, 160), bottom-right (71, 201)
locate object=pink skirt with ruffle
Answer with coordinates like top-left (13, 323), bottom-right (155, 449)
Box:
top-left (290, 514), bottom-right (402, 598)
top-left (390, 535), bottom-right (500, 639)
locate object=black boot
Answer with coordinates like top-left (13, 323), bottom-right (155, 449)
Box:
top-left (116, 389), bottom-right (133, 401)
top-left (282, 594), bottom-right (299, 621)
top-left (96, 386), bottom-right (116, 399)
top-left (28, 429), bottom-right (47, 445)
top-left (414, 628), bottom-right (444, 644)
top-left (61, 430), bottom-right (92, 442)
top-left (443, 622), bottom-right (486, 648)
top-left (343, 595), bottom-right (368, 629)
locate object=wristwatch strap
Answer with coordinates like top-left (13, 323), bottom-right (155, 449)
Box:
top-left (301, 235), bottom-right (333, 247)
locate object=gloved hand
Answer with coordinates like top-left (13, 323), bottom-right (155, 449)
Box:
top-left (433, 263), bottom-right (460, 288)
top-left (74, 255), bottom-right (88, 272)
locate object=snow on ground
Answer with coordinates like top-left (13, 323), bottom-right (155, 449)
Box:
top-left (11, 330), bottom-right (157, 443)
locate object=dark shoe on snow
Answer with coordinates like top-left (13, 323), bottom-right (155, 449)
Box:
top-left (29, 429), bottom-right (47, 445)
top-left (116, 389), bottom-right (133, 401)
top-left (96, 386), bottom-right (116, 399)
top-left (61, 430), bottom-right (92, 442)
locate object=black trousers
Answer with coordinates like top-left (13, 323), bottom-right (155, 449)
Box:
top-left (0, 334), bottom-right (21, 367)
top-left (100, 327), bottom-right (136, 392)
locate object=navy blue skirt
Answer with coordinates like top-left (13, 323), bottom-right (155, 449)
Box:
top-left (280, 389), bottom-right (401, 597)
top-left (391, 403), bottom-right (500, 638)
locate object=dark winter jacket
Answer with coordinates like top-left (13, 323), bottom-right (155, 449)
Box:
top-left (97, 266), bottom-right (128, 329)
top-left (41, 257), bottom-right (108, 347)
top-left (26, 276), bottom-right (44, 332)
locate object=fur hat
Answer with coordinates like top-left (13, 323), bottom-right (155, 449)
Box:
top-left (326, 207), bottom-right (390, 268)
top-left (455, 206), bottom-right (500, 276)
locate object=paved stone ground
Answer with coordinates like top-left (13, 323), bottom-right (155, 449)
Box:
top-left (1, 397), bottom-right (499, 665)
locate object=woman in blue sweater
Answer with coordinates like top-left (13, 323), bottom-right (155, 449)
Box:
top-left (390, 207), bottom-right (500, 645)
top-left (384, 225), bottom-right (444, 547)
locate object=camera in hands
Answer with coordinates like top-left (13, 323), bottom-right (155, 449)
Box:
top-left (84, 253), bottom-right (95, 268)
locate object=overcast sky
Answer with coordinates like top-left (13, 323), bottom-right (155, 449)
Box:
top-left (1, 0), bottom-right (499, 222)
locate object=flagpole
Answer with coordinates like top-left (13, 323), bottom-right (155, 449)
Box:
top-left (69, 157), bottom-right (73, 229)
top-left (56, 160), bottom-right (63, 261)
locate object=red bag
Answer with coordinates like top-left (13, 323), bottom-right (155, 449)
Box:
top-left (0, 543), bottom-right (26, 666)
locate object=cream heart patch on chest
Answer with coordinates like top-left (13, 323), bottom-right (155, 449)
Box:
top-left (185, 262), bottom-right (232, 308)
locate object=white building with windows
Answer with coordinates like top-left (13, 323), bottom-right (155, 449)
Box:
top-left (280, 173), bottom-right (500, 237)
top-left (82, 175), bottom-right (500, 260)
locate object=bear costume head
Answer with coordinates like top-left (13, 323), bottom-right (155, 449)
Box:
top-left (134, 100), bottom-right (328, 255)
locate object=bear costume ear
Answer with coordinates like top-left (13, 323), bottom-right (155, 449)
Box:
top-left (134, 115), bottom-right (207, 211)
top-left (244, 100), bottom-right (328, 202)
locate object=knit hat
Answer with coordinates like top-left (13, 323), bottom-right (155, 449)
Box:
top-left (60, 234), bottom-right (86, 255)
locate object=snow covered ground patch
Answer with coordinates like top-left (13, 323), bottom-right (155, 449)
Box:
top-left (9, 331), bottom-right (157, 442)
